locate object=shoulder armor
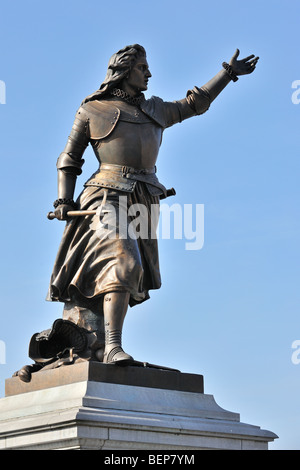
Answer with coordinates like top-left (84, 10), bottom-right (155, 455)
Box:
top-left (79, 101), bottom-right (120, 139)
top-left (116, 100), bottom-right (153, 124)
top-left (140, 96), bottom-right (166, 128)
top-left (141, 96), bottom-right (185, 128)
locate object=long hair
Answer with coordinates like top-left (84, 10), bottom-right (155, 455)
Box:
top-left (81, 44), bottom-right (146, 105)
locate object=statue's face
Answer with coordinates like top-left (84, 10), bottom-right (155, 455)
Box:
top-left (123, 56), bottom-right (152, 95)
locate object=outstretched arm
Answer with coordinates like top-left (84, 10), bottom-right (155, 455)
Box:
top-left (159, 49), bottom-right (259, 127)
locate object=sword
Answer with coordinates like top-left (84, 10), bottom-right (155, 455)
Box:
top-left (47, 210), bottom-right (97, 220)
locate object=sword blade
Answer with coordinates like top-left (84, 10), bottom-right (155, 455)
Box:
top-left (67, 210), bottom-right (97, 216)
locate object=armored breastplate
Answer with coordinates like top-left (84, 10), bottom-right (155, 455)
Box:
top-left (79, 99), bottom-right (167, 196)
top-left (78, 99), bottom-right (156, 140)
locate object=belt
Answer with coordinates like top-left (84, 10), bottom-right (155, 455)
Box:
top-left (100, 163), bottom-right (156, 177)
top-left (84, 163), bottom-right (175, 199)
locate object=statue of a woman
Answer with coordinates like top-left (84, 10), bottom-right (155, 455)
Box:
top-left (45, 44), bottom-right (258, 366)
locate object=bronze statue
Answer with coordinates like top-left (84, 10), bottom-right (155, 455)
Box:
top-left (15, 44), bottom-right (259, 381)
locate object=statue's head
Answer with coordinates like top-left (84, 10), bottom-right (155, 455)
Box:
top-left (82, 44), bottom-right (148, 105)
top-left (100, 44), bottom-right (147, 93)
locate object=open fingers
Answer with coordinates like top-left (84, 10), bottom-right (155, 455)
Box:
top-left (244, 56), bottom-right (259, 68)
top-left (231, 48), bottom-right (240, 60)
top-left (241, 54), bottom-right (255, 63)
top-left (248, 57), bottom-right (259, 69)
top-left (245, 57), bottom-right (259, 73)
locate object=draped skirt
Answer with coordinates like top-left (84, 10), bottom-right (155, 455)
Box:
top-left (46, 182), bottom-right (161, 308)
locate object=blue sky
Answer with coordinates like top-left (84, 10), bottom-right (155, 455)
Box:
top-left (0, 0), bottom-right (299, 450)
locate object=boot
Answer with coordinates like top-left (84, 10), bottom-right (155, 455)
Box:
top-left (102, 292), bottom-right (134, 365)
top-left (103, 328), bottom-right (133, 364)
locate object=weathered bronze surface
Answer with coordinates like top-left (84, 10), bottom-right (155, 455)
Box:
top-left (15, 45), bottom-right (258, 380)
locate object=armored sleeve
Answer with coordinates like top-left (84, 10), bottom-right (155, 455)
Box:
top-left (56, 109), bottom-right (90, 175)
top-left (186, 86), bottom-right (211, 115)
top-left (142, 88), bottom-right (211, 130)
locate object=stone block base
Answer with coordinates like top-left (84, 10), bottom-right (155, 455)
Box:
top-left (0, 361), bottom-right (277, 450)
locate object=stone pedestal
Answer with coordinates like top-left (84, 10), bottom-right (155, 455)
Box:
top-left (0, 362), bottom-right (277, 450)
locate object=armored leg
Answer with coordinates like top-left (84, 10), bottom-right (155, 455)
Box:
top-left (101, 291), bottom-right (134, 365)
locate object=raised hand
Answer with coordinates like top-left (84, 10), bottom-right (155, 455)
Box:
top-left (229, 49), bottom-right (259, 76)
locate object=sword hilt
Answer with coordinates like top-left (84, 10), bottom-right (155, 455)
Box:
top-left (47, 210), bottom-right (97, 220)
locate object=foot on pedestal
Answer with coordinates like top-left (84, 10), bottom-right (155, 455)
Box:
top-left (103, 343), bottom-right (134, 365)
